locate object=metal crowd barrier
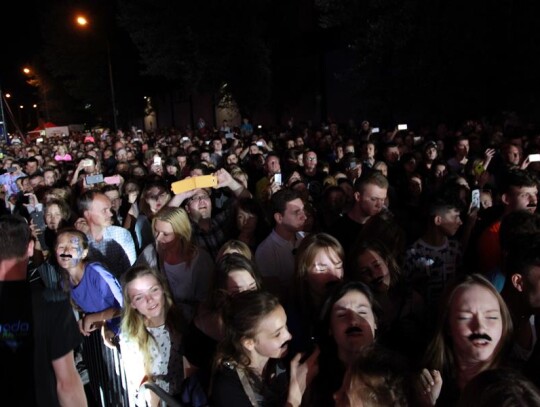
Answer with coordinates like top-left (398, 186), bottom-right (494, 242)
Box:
top-left (82, 330), bottom-right (130, 406)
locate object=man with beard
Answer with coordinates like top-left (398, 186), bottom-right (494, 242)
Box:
top-left (476, 169), bottom-right (538, 280)
top-left (75, 190), bottom-right (136, 278)
top-left (168, 168), bottom-right (251, 259)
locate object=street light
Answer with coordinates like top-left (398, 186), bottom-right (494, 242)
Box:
top-left (75, 14), bottom-right (118, 131)
top-left (22, 66), bottom-right (50, 122)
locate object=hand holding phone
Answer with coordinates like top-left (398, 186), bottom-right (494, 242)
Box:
top-left (104, 175), bottom-right (121, 185)
top-left (471, 189), bottom-right (480, 209)
top-left (31, 211), bottom-right (47, 231)
top-left (86, 174), bottom-right (104, 185)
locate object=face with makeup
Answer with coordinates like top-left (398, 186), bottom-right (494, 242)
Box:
top-left (449, 284), bottom-right (503, 365)
top-left (55, 233), bottom-right (88, 270)
top-left (330, 289), bottom-right (377, 357)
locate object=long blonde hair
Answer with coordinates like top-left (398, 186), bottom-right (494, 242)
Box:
top-left (152, 206), bottom-right (195, 262)
top-left (121, 266), bottom-right (184, 376)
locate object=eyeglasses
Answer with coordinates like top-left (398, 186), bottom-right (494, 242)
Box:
top-left (189, 194), bottom-right (210, 204)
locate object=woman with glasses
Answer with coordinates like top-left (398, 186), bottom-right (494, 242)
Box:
top-left (135, 206), bottom-right (214, 322)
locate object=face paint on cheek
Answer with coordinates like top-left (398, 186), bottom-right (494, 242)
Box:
top-left (69, 237), bottom-right (85, 267)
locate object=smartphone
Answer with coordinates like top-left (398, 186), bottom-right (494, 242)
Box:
top-left (528, 154), bottom-right (540, 163)
top-left (225, 132), bottom-right (235, 139)
top-left (413, 136), bottom-right (422, 144)
top-left (371, 127), bottom-right (380, 133)
top-left (349, 160), bottom-right (357, 169)
top-left (181, 136), bottom-right (190, 142)
top-left (256, 141), bottom-right (264, 147)
top-left (86, 174), bottom-right (104, 185)
top-left (153, 156), bottom-right (162, 165)
top-left (83, 159), bottom-right (93, 167)
top-left (36, 137), bottom-right (44, 143)
top-left (31, 211), bottom-right (47, 231)
top-left (274, 173), bottom-right (282, 185)
top-left (397, 124), bottom-right (408, 131)
top-left (104, 175), bottom-right (121, 185)
top-left (471, 189), bottom-right (480, 209)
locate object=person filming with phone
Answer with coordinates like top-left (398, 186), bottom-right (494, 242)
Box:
top-left (70, 156), bottom-right (101, 191)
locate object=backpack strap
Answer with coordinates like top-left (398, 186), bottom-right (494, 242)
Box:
top-left (236, 368), bottom-right (258, 407)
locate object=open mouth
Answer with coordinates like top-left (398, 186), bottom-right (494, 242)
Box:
top-left (345, 326), bottom-right (363, 337)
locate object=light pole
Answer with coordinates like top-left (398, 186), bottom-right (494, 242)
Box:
top-left (0, 87), bottom-right (8, 142)
top-left (75, 14), bottom-right (118, 130)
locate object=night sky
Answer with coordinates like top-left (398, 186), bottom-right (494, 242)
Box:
top-left (0, 1), bottom-right (42, 100)
top-left (4, 1), bottom-right (540, 129)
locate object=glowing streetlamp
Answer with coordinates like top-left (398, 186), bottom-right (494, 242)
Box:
top-left (22, 66), bottom-right (50, 122)
top-left (75, 14), bottom-right (118, 130)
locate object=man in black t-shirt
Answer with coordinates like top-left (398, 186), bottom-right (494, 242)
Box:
top-left (0, 215), bottom-right (86, 406)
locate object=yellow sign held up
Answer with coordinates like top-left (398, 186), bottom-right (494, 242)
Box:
top-left (170, 175), bottom-right (218, 194)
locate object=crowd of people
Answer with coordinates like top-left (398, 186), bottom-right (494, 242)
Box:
top-left (1, 116), bottom-right (540, 406)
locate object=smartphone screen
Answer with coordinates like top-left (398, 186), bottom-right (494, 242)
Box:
top-left (397, 124), bottom-right (408, 131)
top-left (528, 154), bottom-right (540, 162)
top-left (274, 173), bottom-right (282, 185)
top-left (471, 189), bottom-right (480, 209)
top-left (86, 174), bottom-right (104, 185)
